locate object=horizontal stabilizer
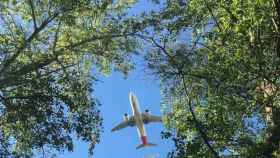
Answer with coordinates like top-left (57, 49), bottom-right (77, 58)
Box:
top-left (136, 143), bottom-right (157, 149)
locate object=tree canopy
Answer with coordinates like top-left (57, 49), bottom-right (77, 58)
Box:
top-left (0, 0), bottom-right (138, 157)
top-left (138, 0), bottom-right (280, 157)
top-left (2, 0), bottom-right (280, 157)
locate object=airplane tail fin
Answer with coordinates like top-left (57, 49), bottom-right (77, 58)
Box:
top-left (136, 143), bottom-right (157, 149)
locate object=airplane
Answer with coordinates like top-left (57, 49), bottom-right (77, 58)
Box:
top-left (111, 92), bottom-right (162, 149)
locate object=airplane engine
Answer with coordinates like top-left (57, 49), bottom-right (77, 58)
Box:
top-left (145, 109), bottom-right (150, 114)
top-left (123, 113), bottom-right (129, 121)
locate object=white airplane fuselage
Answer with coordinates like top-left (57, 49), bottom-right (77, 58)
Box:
top-left (129, 92), bottom-right (148, 145)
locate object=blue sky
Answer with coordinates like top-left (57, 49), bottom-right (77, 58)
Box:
top-left (58, 57), bottom-right (173, 158)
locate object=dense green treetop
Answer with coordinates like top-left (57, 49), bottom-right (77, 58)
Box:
top-left (2, 0), bottom-right (280, 157)
top-left (136, 0), bottom-right (280, 157)
top-left (0, 0), bottom-right (139, 157)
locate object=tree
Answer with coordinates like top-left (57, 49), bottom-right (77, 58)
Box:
top-left (0, 0), bottom-right (138, 157)
top-left (136, 0), bottom-right (280, 157)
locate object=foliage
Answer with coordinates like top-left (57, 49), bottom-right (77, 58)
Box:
top-left (0, 0), bottom-right (138, 157)
top-left (137, 0), bottom-right (280, 157)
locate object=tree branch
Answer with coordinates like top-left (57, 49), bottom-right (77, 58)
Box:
top-left (0, 11), bottom-right (60, 76)
top-left (64, 32), bottom-right (134, 50)
top-left (135, 34), bottom-right (220, 158)
top-left (181, 72), bottom-right (220, 158)
top-left (0, 30), bottom-right (133, 89)
top-left (3, 94), bottom-right (52, 100)
top-left (203, 0), bottom-right (222, 32)
top-left (28, 0), bottom-right (37, 29)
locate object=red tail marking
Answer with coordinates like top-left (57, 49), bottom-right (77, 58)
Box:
top-left (141, 136), bottom-right (148, 145)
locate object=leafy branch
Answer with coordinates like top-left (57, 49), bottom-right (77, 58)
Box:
top-left (135, 33), bottom-right (220, 158)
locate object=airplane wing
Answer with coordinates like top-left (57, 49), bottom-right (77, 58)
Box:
top-left (111, 116), bottom-right (135, 132)
top-left (142, 113), bottom-right (162, 124)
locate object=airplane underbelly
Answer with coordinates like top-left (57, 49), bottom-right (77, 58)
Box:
top-left (135, 114), bottom-right (146, 137)
top-left (136, 122), bottom-right (148, 145)
top-left (136, 123), bottom-right (146, 136)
